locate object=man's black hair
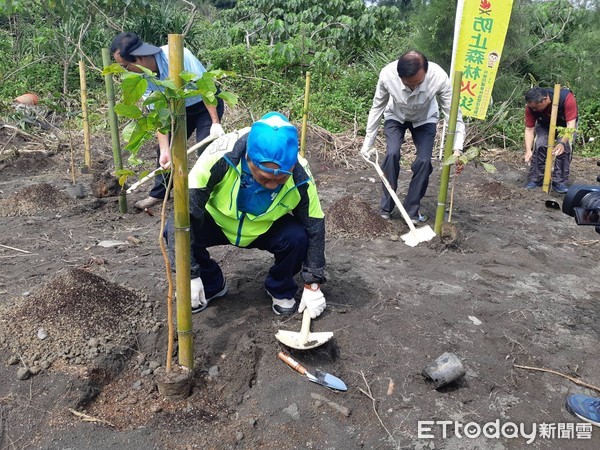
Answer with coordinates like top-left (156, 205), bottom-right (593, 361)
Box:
top-left (110, 32), bottom-right (141, 63)
top-left (525, 87), bottom-right (548, 104)
top-left (397, 50), bottom-right (429, 78)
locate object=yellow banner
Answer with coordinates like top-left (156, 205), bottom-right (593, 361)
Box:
top-left (455, 0), bottom-right (514, 119)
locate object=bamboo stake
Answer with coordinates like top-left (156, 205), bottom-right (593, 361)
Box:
top-left (542, 84), bottom-right (561, 194)
top-left (434, 71), bottom-right (462, 235)
top-left (299, 71), bottom-right (311, 158)
top-left (101, 48), bottom-right (127, 213)
top-left (78, 60), bottom-right (92, 172)
top-left (169, 34), bottom-right (194, 371)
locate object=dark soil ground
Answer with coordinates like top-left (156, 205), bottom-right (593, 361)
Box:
top-left (1, 124), bottom-right (600, 450)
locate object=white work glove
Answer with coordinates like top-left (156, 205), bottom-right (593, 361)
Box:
top-left (298, 283), bottom-right (326, 319)
top-left (210, 123), bottom-right (225, 137)
top-left (360, 142), bottom-right (375, 159)
top-left (190, 277), bottom-right (208, 312)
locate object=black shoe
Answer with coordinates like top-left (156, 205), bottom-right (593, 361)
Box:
top-left (525, 180), bottom-right (542, 190)
top-left (552, 182), bottom-right (569, 194)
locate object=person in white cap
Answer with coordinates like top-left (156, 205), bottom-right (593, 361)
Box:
top-left (165, 112), bottom-right (327, 317)
top-left (110, 32), bottom-right (225, 209)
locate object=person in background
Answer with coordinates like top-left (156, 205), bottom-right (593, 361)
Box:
top-left (523, 86), bottom-right (578, 194)
top-left (165, 112), bottom-right (327, 318)
top-left (110, 32), bottom-right (225, 209)
top-left (361, 50), bottom-right (465, 224)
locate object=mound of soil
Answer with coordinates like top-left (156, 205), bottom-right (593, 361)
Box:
top-left (0, 182), bottom-right (72, 217)
top-left (326, 194), bottom-right (392, 237)
top-left (0, 268), bottom-right (159, 373)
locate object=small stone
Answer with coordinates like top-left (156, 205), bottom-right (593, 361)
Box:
top-left (150, 404), bottom-right (162, 413)
top-left (30, 366), bottom-right (41, 375)
top-left (145, 302), bottom-right (152, 308)
top-left (37, 328), bottom-right (48, 340)
top-left (40, 360), bottom-right (51, 370)
top-left (22, 291), bottom-right (31, 297)
top-left (136, 354), bottom-right (146, 365)
top-left (208, 365), bottom-right (219, 378)
top-left (283, 403), bottom-right (300, 420)
top-left (132, 380), bottom-right (142, 390)
top-left (314, 400), bottom-right (323, 408)
top-left (7, 355), bottom-right (19, 365)
top-left (248, 418), bottom-right (257, 427)
top-left (141, 369), bottom-right (152, 377)
top-left (390, 234), bottom-right (399, 242)
top-left (17, 367), bottom-right (31, 380)
top-left (235, 431), bottom-right (244, 442)
top-left (148, 361), bottom-right (160, 371)
top-left (87, 338), bottom-right (98, 348)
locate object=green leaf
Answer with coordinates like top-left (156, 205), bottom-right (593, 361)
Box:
top-left (114, 104), bottom-right (143, 119)
top-left (118, 174), bottom-right (129, 187)
top-left (481, 162), bottom-right (497, 173)
top-left (121, 75), bottom-right (148, 105)
top-left (218, 91), bottom-right (238, 107)
top-left (102, 63), bottom-right (126, 76)
top-left (195, 75), bottom-right (217, 95)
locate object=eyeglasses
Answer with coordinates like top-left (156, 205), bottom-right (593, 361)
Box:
top-left (121, 62), bottom-right (132, 71)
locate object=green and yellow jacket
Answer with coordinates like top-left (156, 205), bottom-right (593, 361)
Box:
top-left (182, 132), bottom-right (326, 284)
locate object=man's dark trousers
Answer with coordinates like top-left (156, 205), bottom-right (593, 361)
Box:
top-left (380, 120), bottom-right (437, 218)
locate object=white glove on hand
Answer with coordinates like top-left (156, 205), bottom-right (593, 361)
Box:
top-left (298, 284), bottom-right (326, 319)
top-left (360, 142), bottom-right (374, 159)
top-left (190, 277), bottom-right (208, 312)
top-left (210, 123), bottom-right (225, 137)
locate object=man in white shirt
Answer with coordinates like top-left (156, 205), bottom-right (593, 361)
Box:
top-left (361, 50), bottom-right (464, 223)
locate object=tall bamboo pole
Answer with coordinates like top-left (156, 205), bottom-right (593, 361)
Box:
top-left (434, 71), bottom-right (463, 235)
top-left (169, 34), bottom-right (194, 370)
top-left (101, 48), bottom-right (127, 213)
top-left (299, 72), bottom-right (311, 157)
top-left (78, 60), bottom-right (92, 172)
top-left (542, 84), bottom-right (561, 194)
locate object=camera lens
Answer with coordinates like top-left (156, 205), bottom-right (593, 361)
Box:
top-left (581, 192), bottom-right (600, 209)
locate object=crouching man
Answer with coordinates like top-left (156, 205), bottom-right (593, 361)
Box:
top-left (166, 112), bottom-right (327, 318)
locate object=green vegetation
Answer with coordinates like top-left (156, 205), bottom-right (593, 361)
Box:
top-left (1, 0), bottom-right (600, 155)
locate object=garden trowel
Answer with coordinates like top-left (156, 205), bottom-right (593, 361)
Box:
top-left (277, 352), bottom-right (347, 391)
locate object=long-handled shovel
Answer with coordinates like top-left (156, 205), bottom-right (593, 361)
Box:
top-left (126, 133), bottom-right (220, 194)
top-left (362, 153), bottom-right (436, 246)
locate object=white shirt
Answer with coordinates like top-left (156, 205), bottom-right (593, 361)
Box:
top-left (364, 61), bottom-right (465, 150)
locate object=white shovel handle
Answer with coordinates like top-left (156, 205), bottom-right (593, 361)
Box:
top-left (299, 308), bottom-right (312, 345)
top-left (362, 154), bottom-right (417, 232)
top-left (126, 134), bottom-right (219, 194)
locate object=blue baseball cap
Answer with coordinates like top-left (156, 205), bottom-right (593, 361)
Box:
top-left (247, 112), bottom-right (298, 176)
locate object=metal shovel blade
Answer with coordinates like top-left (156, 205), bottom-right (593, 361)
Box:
top-left (401, 225), bottom-right (437, 247)
top-left (312, 369), bottom-right (347, 391)
top-left (363, 153), bottom-right (436, 246)
top-left (275, 309), bottom-right (333, 350)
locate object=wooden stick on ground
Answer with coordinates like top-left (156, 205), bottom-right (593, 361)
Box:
top-left (513, 364), bottom-right (600, 393)
top-left (358, 370), bottom-right (395, 443)
top-left (0, 244), bottom-right (30, 254)
top-left (67, 408), bottom-right (116, 427)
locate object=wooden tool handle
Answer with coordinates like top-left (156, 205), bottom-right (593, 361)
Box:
top-left (278, 351), bottom-right (307, 375)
